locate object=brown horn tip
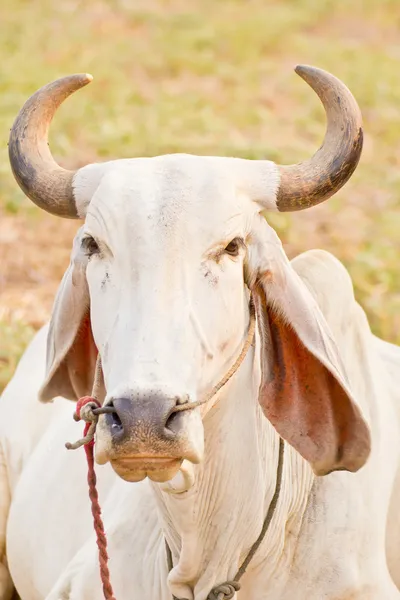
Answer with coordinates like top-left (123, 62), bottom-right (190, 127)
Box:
top-left (8, 73), bottom-right (93, 219)
top-left (276, 65), bottom-right (363, 212)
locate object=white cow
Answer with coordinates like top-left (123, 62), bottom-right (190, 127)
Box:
top-left (1, 66), bottom-right (400, 600)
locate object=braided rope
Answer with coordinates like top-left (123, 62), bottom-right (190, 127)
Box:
top-left (68, 396), bottom-right (116, 600)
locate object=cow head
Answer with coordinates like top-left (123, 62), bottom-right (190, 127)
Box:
top-left (8, 66), bottom-right (371, 484)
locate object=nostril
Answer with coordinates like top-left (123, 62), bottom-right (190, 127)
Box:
top-left (105, 402), bottom-right (123, 433)
top-left (165, 396), bottom-right (190, 435)
top-left (111, 411), bottom-right (123, 432)
top-left (165, 410), bottom-right (179, 434)
top-left (105, 394), bottom-right (191, 442)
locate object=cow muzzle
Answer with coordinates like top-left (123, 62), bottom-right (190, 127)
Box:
top-left (94, 392), bottom-right (204, 482)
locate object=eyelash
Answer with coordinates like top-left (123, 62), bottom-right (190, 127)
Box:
top-left (224, 237), bottom-right (244, 257)
top-left (81, 236), bottom-right (244, 259)
top-left (81, 236), bottom-right (100, 256)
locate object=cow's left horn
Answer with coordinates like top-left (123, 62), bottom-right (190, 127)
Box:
top-left (8, 74), bottom-right (93, 219)
top-left (275, 65), bottom-right (363, 212)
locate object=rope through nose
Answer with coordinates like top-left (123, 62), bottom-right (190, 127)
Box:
top-left (65, 296), bottom-right (256, 450)
top-left (65, 297), bottom-right (257, 600)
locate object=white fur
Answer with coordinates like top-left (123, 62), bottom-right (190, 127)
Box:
top-left (72, 155), bottom-right (281, 217)
top-left (1, 156), bottom-right (399, 600)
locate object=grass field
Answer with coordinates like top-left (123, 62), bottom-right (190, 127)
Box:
top-left (1, 0), bottom-right (400, 391)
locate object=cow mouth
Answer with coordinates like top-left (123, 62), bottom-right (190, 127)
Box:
top-left (110, 456), bottom-right (183, 483)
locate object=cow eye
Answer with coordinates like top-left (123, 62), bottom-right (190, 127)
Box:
top-left (224, 237), bottom-right (244, 257)
top-left (82, 236), bottom-right (100, 256)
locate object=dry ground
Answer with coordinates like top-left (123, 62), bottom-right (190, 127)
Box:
top-left (1, 0), bottom-right (400, 391)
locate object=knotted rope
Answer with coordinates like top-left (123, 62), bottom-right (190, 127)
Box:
top-left (68, 395), bottom-right (116, 600)
top-left (65, 357), bottom-right (105, 451)
top-left (207, 583), bottom-right (241, 600)
top-left (65, 297), bottom-right (284, 599)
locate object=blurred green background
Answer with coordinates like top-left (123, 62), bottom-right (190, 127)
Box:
top-left (1, 0), bottom-right (400, 391)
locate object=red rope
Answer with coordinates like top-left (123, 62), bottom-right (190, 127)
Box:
top-left (75, 397), bottom-right (116, 600)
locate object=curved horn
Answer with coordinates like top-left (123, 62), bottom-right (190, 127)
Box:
top-left (8, 74), bottom-right (93, 219)
top-left (276, 65), bottom-right (363, 212)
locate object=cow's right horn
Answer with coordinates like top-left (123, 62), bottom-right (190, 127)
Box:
top-left (8, 74), bottom-right (93, 219)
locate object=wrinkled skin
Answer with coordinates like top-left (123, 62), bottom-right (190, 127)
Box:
top-left (1, 156), bottom-right (400, 600)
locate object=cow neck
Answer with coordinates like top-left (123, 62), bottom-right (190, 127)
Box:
top-left (166, 438), bottom-right (284, 600)
top-left (150, 344), bottom-right (286, 600)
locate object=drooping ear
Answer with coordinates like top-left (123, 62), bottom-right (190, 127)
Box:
top-left (39, 228), bottom-right (98, 402)
top-left (247, 220), bottom-right (371, 476)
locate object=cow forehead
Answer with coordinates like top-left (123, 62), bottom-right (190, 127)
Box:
top-left (81, 154), bottom-right (255, 238)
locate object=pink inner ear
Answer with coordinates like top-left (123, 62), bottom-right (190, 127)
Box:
top-left (256, 296), bottom-right (371, 476)
top-left (66, 311), bottom-right (98, 399)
